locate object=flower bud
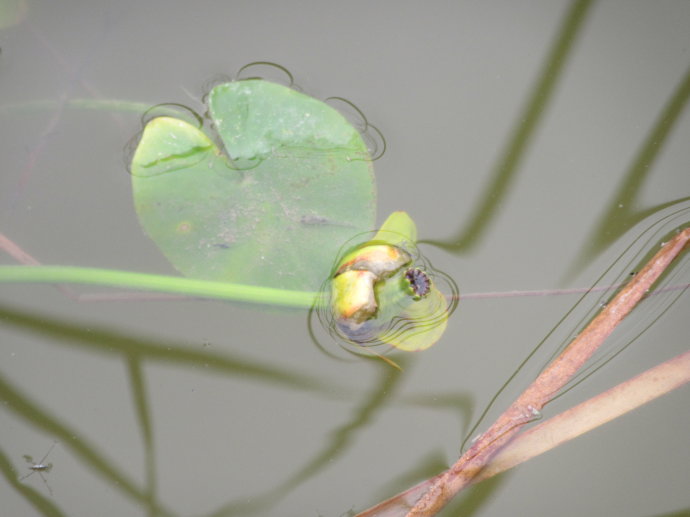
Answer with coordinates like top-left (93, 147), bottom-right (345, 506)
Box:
top-left (331, 269), bottom-right (378, 325)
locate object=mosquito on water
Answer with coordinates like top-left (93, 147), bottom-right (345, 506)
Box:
top-left (20, 442), bottom-right (57, 495)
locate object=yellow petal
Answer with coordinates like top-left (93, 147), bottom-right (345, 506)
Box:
top-left (335, 244), bottom-right (411, 278)
top-left (331, 270), bottom-right (378, 324)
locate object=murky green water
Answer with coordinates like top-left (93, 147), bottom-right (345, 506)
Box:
top-left (2, 1), bottom-right (690, 516)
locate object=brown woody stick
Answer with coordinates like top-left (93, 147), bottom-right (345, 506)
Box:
top-left (405, 228), bottom-right (690, 516)
top-left (477, 348), bottom-right (690, 480)
top-left (357, 349), bottom-right (690, 517)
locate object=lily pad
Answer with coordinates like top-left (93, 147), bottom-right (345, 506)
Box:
top-left (131, 80), bottom-right (376, 291)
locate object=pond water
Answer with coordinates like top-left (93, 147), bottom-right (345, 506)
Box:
top-left (1, 1), bottom-right (690, 516)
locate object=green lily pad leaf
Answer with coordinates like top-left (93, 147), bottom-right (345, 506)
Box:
top-left (131, 80), bottom-right (376, 291)
top-left (375, 277), bottom-right (451, 351)
top-left (209, 81), bottom-right (368, 170)
top-left (369, 210), bottom-right (417, 247)
top-left (328, 211), bottom-right (457, 352)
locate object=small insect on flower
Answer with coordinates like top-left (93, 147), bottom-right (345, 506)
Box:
top-left (20, 442), bottom-right (57, 495)
top-left (405, 268), bottom-right (431, 299)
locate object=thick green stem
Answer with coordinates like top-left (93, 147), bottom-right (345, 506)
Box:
top-left (0, 265), bottom-right (320, 308)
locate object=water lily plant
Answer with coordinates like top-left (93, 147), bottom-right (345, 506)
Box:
top-left (0, 76), bottom-right (458, 354)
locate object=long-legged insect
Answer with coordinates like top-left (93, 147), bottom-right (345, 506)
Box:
top-left (20, 442), bottom-right (57, 495)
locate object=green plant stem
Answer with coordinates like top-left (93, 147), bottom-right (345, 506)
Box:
top-left (0, 265), bottom-right (320, 308)
top-left (0, 98), bottom-right (156, 114)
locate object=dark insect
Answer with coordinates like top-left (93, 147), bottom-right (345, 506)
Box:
top-left (405, 268), bottom-right (431, 298)
top-left (20, 442), bottom-right (57, 495)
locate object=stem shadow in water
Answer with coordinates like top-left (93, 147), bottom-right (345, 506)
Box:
top-left (421, 0), bottom-right (594, 253)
